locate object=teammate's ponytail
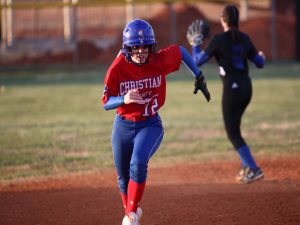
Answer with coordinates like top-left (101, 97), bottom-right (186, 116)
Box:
top-left (222, 4), bottom-right (239, 43)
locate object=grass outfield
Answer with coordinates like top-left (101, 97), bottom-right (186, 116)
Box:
top-left (0, 62), bottom-right (299, 180)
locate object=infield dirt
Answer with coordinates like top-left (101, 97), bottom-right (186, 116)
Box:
top-left (1, 155), bottom-right (300, 225)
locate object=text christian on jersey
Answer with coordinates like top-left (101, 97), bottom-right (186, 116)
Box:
top-left (119, 75), bottom-right (162, 95)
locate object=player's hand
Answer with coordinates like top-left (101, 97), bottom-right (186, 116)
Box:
top-left (124, 89), bottom-right (145, 104)
top-left (194, 75), bottom-right (211, 102)
top-left (186, 19), bottom-right (210, 46)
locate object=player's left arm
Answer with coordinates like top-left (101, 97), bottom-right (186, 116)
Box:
top-left (179, 46), bottom-right (211, 102)
top-left (247, 36), bottom-right (265, 69)
top-left (250, 51), bottom-right (265, 69)
top-left (180, 46), bottom-right (201, 78)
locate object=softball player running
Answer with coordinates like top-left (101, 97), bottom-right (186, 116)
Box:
top-left (102, 19), bottom-right (210, 225)
top-left (186, 4), bottom-right (266, 184)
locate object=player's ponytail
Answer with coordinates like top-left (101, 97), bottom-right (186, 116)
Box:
top-left (222, 4), bottom-right (239, 43)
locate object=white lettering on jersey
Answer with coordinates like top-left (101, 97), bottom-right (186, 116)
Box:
top-left (119, 75), bottom-right (162, 95)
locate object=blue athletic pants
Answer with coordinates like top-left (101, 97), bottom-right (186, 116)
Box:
top-left (112, 114), bottom-right (164, 194)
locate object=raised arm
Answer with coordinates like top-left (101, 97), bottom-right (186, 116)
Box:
top-left (186, 19), bottom-right (211, 66)
top-left (192, 45), bottom-right (210, 66)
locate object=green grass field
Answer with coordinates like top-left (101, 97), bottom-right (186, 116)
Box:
top-left (0, 62), bottom-right (299, 180)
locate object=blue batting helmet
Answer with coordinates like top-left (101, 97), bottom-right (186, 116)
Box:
top-left (122, 19), bottom-right (157, 64)
top-left (123, 19), bottom-right (157, 47)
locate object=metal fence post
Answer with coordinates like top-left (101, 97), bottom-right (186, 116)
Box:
top-left (63, 0), bottom-right (78, 64)
top-left (271, 0), bottom-right (277, 60)
top-left (1, 0), bottom-right (14, 49)
top-left (296, 0), bottom-right (300, 61)
top-left (63, 0), bottom-right (77, 44)
top-left (126, 0), bottom-right (135, 23)
top-left (6, 0), bottom-right (13, 47)
top-left (1, 0), bottom-right (7, 49)
top-left (240, 0), bottom-right (248, 21)
top-left (168, 2), bottom-right (177, 44)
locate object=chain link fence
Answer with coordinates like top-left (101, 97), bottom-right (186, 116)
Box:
top-left (0, 0), bottom-right (296, 66)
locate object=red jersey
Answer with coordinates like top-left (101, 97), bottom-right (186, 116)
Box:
top-left (102, 45), bottom-right (182, 119)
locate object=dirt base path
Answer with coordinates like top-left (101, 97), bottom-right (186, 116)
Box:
top-left (1, 156), bottom-right (300, 225)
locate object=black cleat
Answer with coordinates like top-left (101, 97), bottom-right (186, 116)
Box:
top-left (239, 167), bottom-right (264, 184)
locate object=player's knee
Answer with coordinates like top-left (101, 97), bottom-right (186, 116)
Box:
top-left (117, 173), bottom-right (129, 194)
top-left (226, 131), bottom-right (235, 143)
top-left (130, 161), bottom-right (148, 183)
top-left (227, 134), bottom-right (245, 150)
top-left (226, 132), bottom-right (240, 148)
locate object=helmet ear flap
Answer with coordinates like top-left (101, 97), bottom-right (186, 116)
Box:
top-left (151, 43), bottom-right (157, 54)
top-left (121, 46), bottom-right (132, 63)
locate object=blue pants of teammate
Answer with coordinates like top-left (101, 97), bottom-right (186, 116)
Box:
top-left (112, 114), bottom-right (164, 194)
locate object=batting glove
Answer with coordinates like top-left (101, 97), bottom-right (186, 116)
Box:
top-left (194, 73), bottom-right (211, 102)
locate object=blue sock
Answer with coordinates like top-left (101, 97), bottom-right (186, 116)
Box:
top-left (239, 154), bottom-right (248, 167)
top-left (237, 145), bottom-right (258, 169)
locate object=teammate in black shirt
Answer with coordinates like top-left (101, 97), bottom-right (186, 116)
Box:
top-left (187, 4), bottom-right (265, 183)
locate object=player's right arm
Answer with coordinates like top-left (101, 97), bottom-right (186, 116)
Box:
top-left (191, 35), bottom-right (220, 67)
top-left (186, 19), bottom-right (213, 66)
top-left (103, 89), bottom-right (145, 111)
top-left (102, 65), bottom-right (121, 111)
top-left (192, 45), bottom-right (210, 66)
top-left (103, 94), bottom-right (124, 111)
